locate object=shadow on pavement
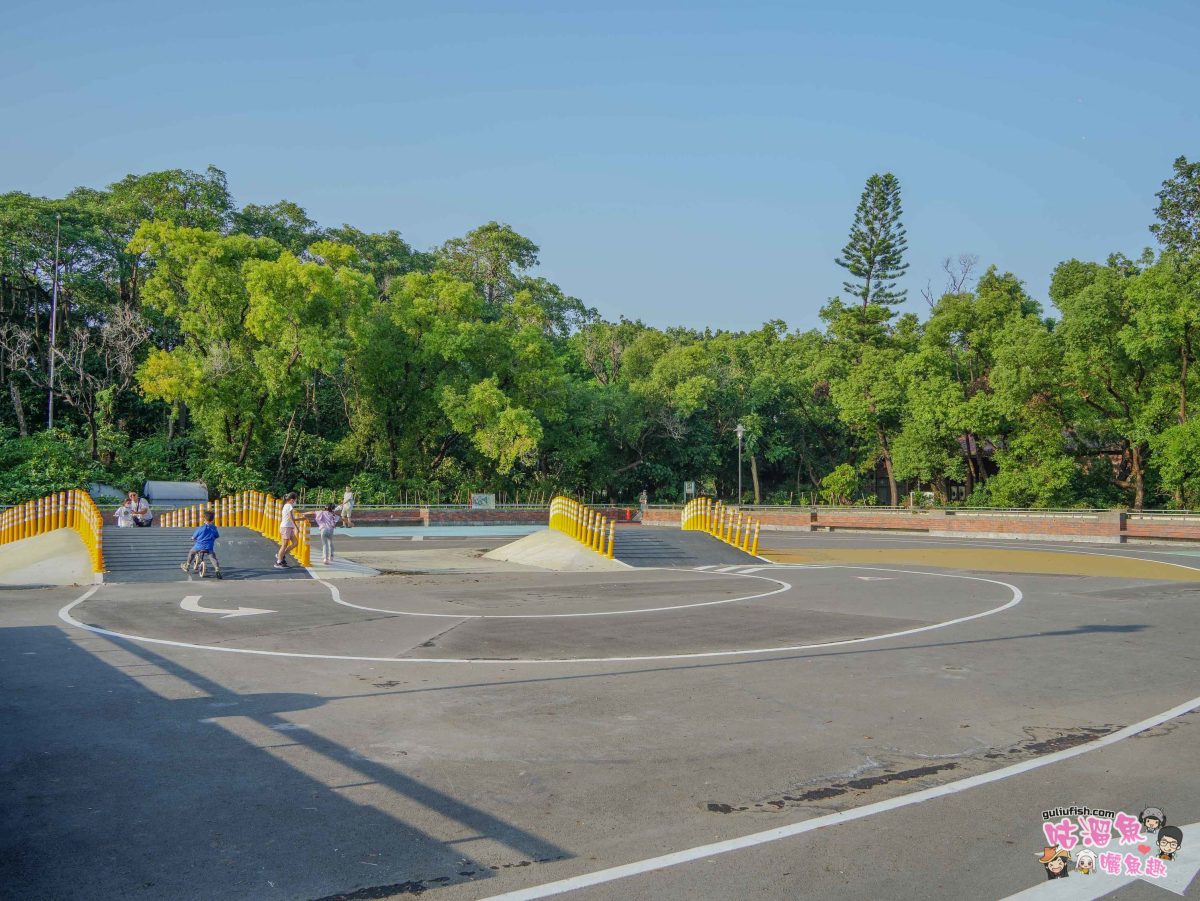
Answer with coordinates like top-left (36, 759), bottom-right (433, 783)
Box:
top-left (0, 624), bottom-right (568, 900)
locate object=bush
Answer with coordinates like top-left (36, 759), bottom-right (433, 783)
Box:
top-left (198, 461), bottom-right (268, 497)
top-left (0, 428), bottom-right (100, 504)
top-left (820, 464), bottom-right (859, 505)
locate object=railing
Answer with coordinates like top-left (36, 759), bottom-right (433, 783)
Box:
top-left (549, 496), bottom-right (615, 559)
top-left (681, 497), bottom-right (760, 555)
top-left (0, 489), bottom-right (104, 574)
top-left (160, 490), bottom-right (311, 567)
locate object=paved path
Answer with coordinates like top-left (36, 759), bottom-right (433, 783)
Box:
top-left (2, 535), bottom-right (1198, 900)
top-left (612, 526), bottom-right (759, 567)
top-left (103, 525), bottom-right (311, 582)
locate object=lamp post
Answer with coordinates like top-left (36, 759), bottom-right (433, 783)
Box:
top-left (47, 213), bottom-right (61, 430)
top-left (735, 423), bottom-right (745, 504)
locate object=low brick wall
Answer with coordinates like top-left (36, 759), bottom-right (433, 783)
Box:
top-left (422, 508), bottom-right (548, 526)
top-left (1123, 514), bottom-right (1200, 541)
top-left (344, 509), bottom-right (424, 525)
top-left (327, 504), bottom-right (1200, 543)
top-left (642, 509), bottom-right (678, 527)
top-left (645, 506), bottom-right (1200, 544)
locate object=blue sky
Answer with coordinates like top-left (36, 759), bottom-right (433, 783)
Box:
top-left (3, 0), bottom-right (1197, 330)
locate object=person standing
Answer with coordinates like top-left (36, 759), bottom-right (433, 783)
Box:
top-left (337, 486), bottom-right (355, 528)
top-left (114, 500), bottom-right (134, 528)
top-left (274, 492), bottom-right (300, 569)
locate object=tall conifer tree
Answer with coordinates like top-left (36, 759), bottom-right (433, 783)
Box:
top-left (836, 173), bottom-right (909, 309)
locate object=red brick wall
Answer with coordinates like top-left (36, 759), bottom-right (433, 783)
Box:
top-left (644, 507), bottom-right (1200, 543)
top-left (422, 508), bottom-right (548, 525)
top-left (342, 504), bottom-right (1200, 542)
top-left (344, 509), bottom-right (423, 524)
top-left (1124, 517), bottom-right (1200, 540)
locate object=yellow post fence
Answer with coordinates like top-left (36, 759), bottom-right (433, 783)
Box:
top-left (160, 489), bottom-right (310, 567)
top-left (0, 488), bottom-right (104, 574)
top-left (681, 497), bottom-right (761, 555)
top-left (549, 495), bottom-right (615, 559)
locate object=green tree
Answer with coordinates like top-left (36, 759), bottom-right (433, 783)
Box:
top-left (1151, 156), bottom-right (1200, 261)
top-left (437, 221), bottom-right (539, 307)
top-left (836, 172), bottom-right (910, 309)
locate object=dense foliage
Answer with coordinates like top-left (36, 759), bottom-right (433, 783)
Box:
top-left (2, 160), bottom-right (1199, 508)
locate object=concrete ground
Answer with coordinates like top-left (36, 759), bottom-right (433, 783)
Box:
top-left (0, 529), bottom-right (94, 587)
top-left (1, 530), bottom-right (1198, 900)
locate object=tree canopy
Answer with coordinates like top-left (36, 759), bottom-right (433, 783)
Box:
top-left (3, 159), bottom-right (1199, 510)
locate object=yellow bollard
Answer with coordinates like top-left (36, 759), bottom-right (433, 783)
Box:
top-left (607, 519), bottom-right (615, 558)
top-left (751, 522), bottom-right (761, 555)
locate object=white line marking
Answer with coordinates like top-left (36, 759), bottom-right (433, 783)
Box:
top-left (477, 698), bottom-right (1200, 901)
top-left (692, 565), bottom-right (718, 571)
top-left (325, 570), bottom-right (792, 619)
top-left (57, 567), bottom-right (1021, 664)
top-left (180, 595), bottom-right (275, 618)
top-left (713, 565), bottom-right (738, 572)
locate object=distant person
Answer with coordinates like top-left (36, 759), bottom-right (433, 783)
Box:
top-left (337, 486), bottom-right (355, 528)
top-left (114, 500), bottom-right (134, 528)
top-left (182, 509), bottom-right (222, 578)
top-left (312, 503), bottom-right (340, 566)
top-left (126, 491), bottom-right (153, 527)
top-left (275, 492), bottom-right (300, 569)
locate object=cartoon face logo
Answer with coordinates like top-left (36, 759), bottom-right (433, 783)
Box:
top-left (1140, 807), bottom-right (1166, 834)
top-left (1157, 826), bottom-right (1183, 861)
top-left (1075, 850), bottom-right (1096, 874)
top-left (1037, 846), bottom-right (1071, 879)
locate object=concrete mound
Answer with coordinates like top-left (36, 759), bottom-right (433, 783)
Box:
top-left (0, 529), bottom-right (97, 587)
top-left (484, 528), bottom-right (629, 571)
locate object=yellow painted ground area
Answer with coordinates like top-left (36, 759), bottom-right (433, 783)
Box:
top-left (760, 546), bottom-right (1200, 581)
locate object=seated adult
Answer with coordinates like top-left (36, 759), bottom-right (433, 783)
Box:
top-left (126, 491), bottom-right (153, 527)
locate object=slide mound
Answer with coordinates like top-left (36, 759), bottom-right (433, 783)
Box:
top-left (484, 528), bottom-right (629, 571)
top-left (0, 529), bottom-right (96, 587)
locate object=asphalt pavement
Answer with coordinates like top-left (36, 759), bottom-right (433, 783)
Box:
top-left (2, 534), bottom-right (1198, 900)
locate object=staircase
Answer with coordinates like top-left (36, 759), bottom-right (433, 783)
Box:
top-left (101, 525), bottom-right (310, 583)
top-left (613, 526), bottom-right (761, 568)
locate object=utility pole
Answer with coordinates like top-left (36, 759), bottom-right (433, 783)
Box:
top-left (47, 213), bottom-right (62, 430)
top-left (735, 423), bottom-right (745, 504)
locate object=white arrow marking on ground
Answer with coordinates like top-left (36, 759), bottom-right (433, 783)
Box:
top-left (1001, 823), bottom-right (1199, 898)
top-left (180, 595), bottom-right (275, 619)
top-left (856, 576), bottom-right (895, 581)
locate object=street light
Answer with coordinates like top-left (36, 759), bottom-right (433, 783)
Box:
top-left (735, 423), bottom-right (745, 504)
top-left (47, 213), bottom-right (61, 430)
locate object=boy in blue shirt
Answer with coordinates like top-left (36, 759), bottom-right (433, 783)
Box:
top-left (182, 509), bottom-right (222, 579)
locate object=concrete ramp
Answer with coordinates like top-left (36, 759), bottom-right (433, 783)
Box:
top-left (484, 529), bottom-right (629, 571)
top-left (0, 529), bottom-right (95, 587)
top-left (614, 526), bottom-right (760, 567)
top-left (102, 525), bottom-right (311, 583)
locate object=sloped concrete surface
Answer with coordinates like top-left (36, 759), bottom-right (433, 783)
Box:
top-left (484, 528), bottom-right (630, 571)
top-left (0, 529), bottom-right (94, 587)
